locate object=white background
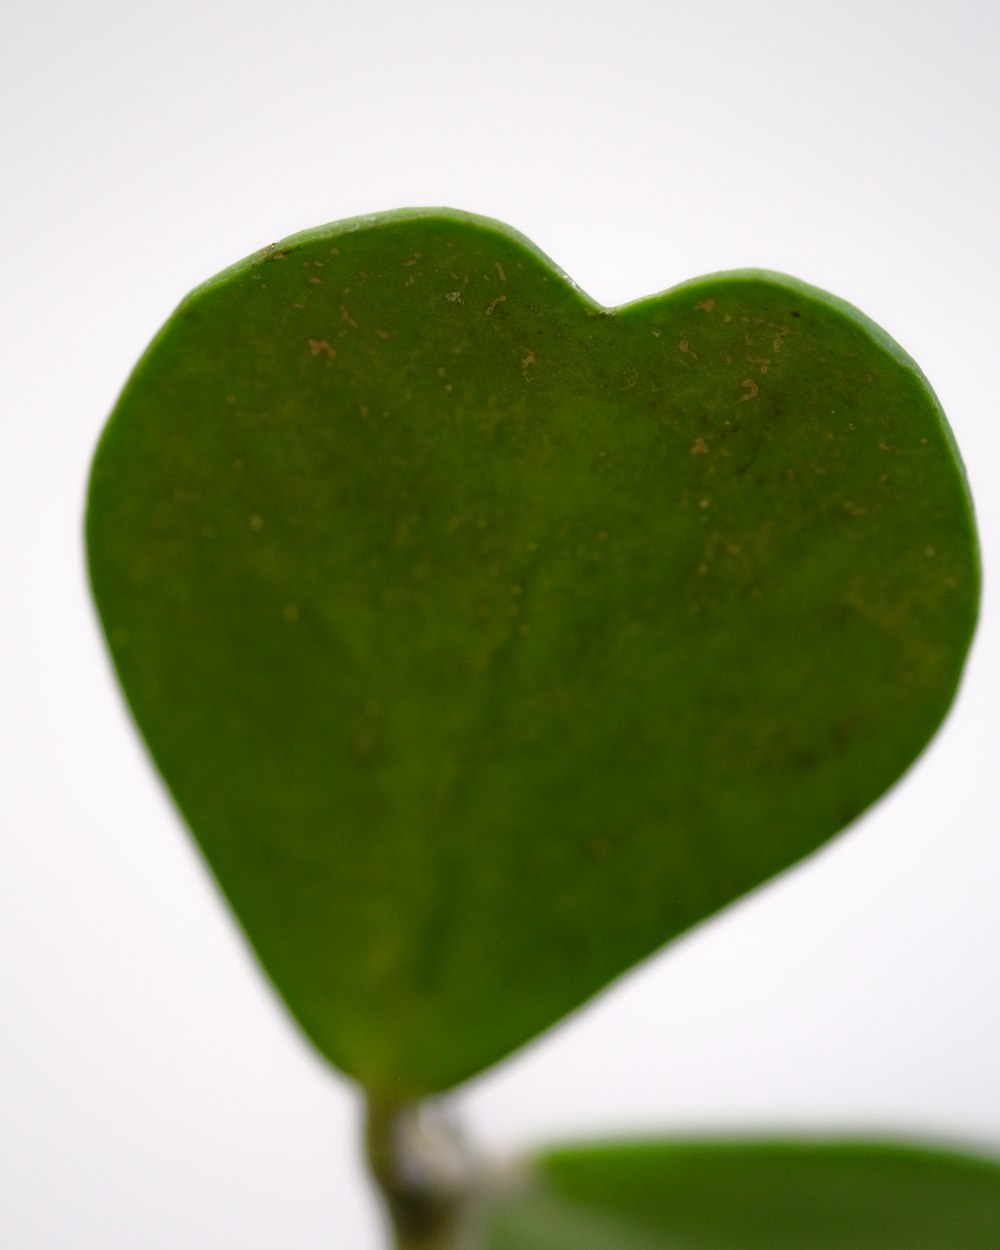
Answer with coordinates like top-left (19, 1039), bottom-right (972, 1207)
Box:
top-left (3, 2), bottom-right (999, 1245)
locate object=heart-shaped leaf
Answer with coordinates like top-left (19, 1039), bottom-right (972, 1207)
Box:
top-left (87, 210), bottom-right (978, 1096)
top-left (482, 1138), bottom-right (1000, 1249)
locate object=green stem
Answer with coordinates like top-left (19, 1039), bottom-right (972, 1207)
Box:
top-left (365, 1094), bottom-right (475, 1250)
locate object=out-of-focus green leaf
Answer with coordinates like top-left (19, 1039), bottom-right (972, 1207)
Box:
top-left (483, 1139), bottom-right (1000, 1249)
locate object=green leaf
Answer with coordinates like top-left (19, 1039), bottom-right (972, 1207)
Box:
top-left (86, 209), bottom-right (978, 1095)
top-left (482, 1138), bottom-right (1000, 1249)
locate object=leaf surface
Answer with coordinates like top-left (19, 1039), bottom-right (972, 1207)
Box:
top-left (482, 1139), bottom-right (1000, 1249)
top-left (87, 210), bottom-right (978, 1094)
